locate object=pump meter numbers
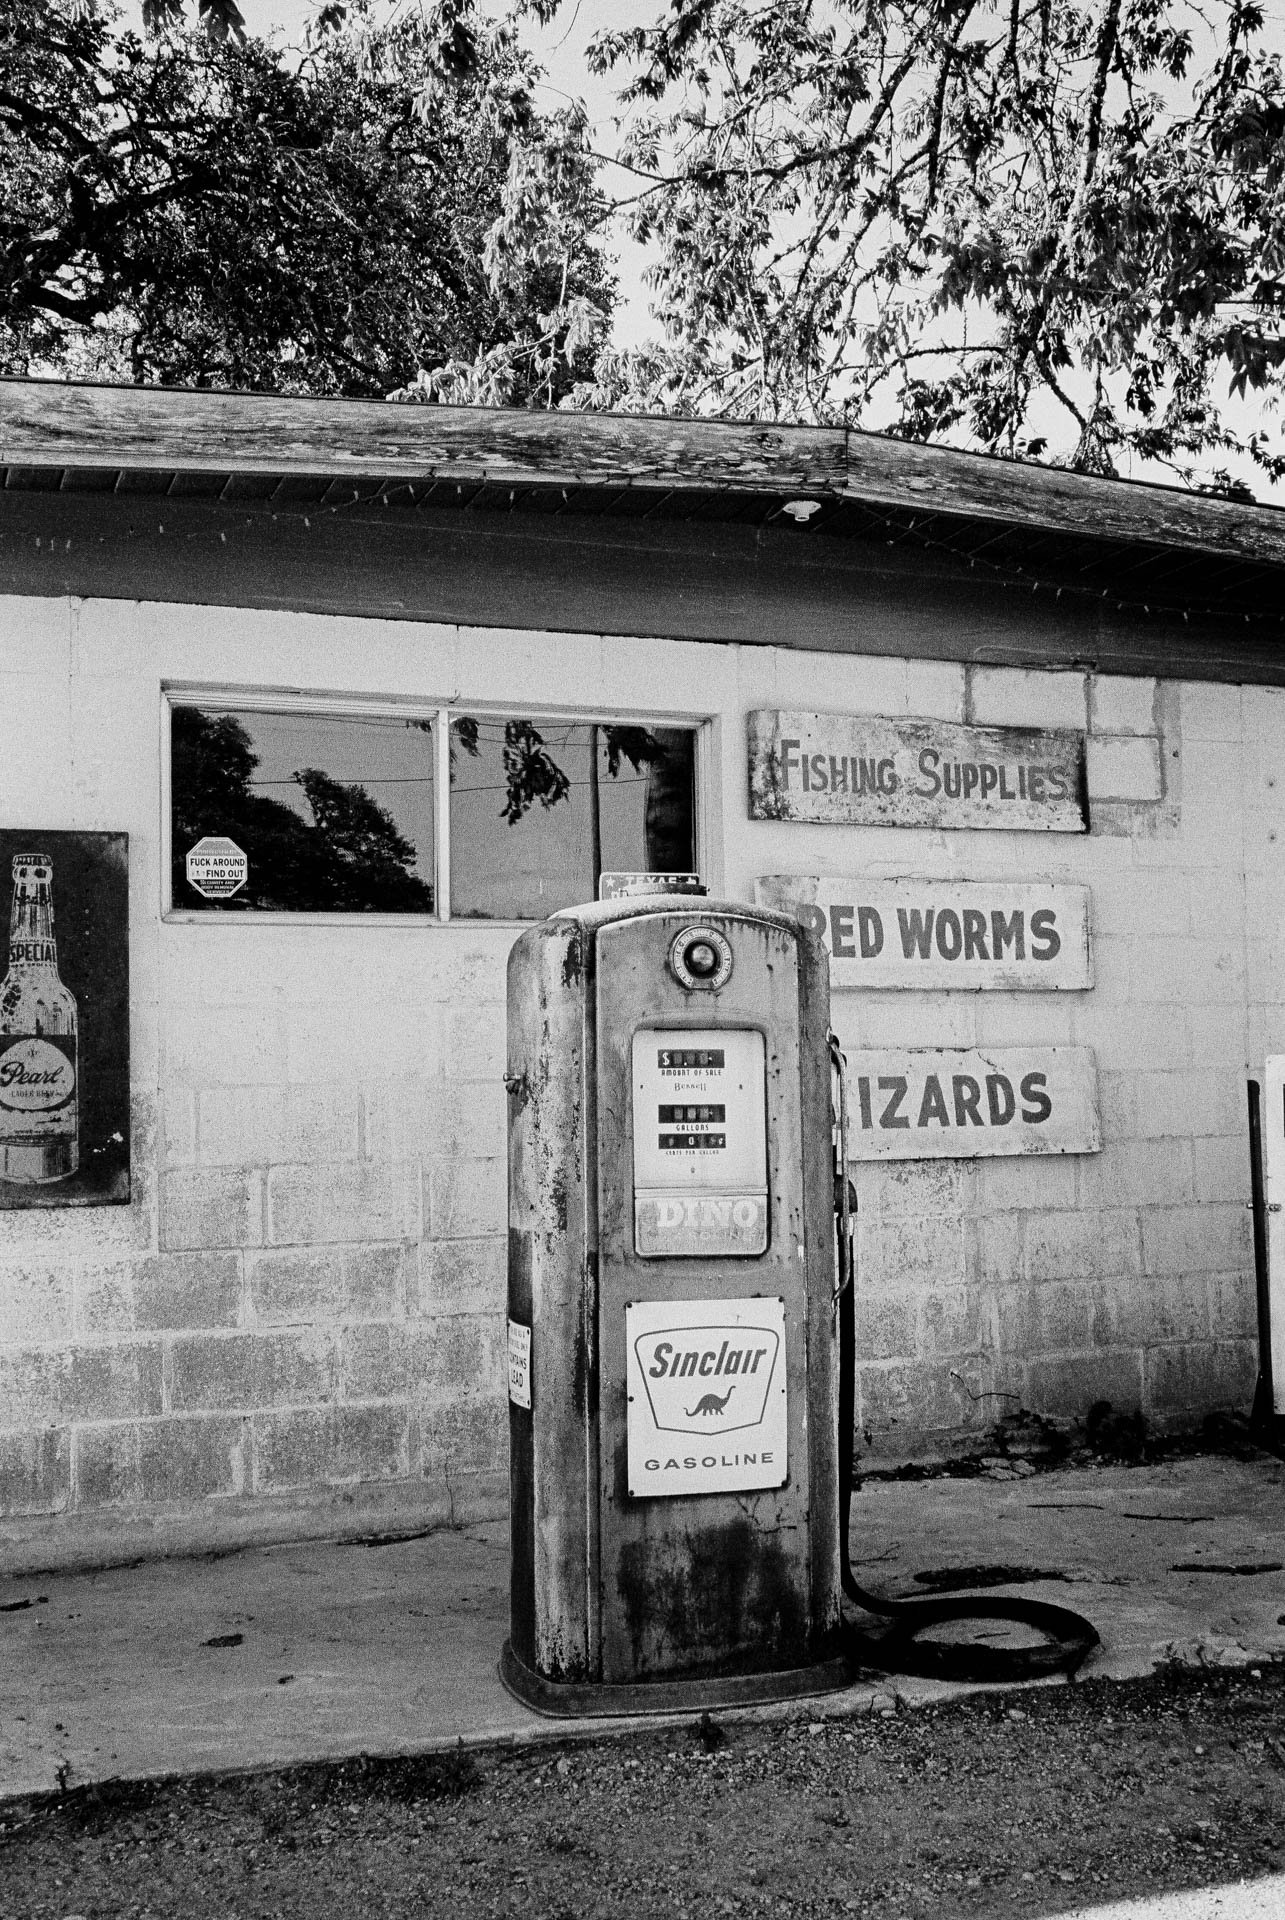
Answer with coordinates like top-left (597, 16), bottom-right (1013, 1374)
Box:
top-left (659, 1103), bottom-right (726, 1153)
top-left (633, 1028), bottom-right (769, 1257)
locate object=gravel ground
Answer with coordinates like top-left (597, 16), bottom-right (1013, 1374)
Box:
top-left (3, 1661), bottom-right (1285, 1919)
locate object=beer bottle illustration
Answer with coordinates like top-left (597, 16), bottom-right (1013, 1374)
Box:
top-left (0, 853), bottom-right (79, 1182)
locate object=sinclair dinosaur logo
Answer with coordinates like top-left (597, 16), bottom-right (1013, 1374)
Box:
top-left (632, 1321), bottom-right (780, 1437)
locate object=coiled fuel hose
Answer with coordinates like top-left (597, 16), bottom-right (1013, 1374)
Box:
top-left (828, 1033), bottom-right (1100, 1683)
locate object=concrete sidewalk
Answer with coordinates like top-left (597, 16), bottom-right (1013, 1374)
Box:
top-left (3, 1454), bottom-right (1283, 1803)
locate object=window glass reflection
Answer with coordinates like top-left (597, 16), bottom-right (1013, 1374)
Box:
top-left (170, 705), bottom-right (435, 912)
top-left (449, 719), bottom-right (696, 919)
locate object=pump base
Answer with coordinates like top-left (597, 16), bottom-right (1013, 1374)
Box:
top-left (500, 1640), bottom-right (855, 1719)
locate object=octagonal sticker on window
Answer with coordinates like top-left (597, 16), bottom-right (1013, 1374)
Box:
top-left (185, 836), bottom-right (248, 900)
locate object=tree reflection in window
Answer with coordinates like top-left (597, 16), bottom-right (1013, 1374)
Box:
top-left (451, 717), bottom-right (695, 919)
top-left (171, 706), bottom-right (434, 912)
top-left (170, 705), bottom-right (696, 918)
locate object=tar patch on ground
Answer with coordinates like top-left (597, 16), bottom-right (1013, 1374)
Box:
top-left (3, 1662), bottom-right (1284, 1917)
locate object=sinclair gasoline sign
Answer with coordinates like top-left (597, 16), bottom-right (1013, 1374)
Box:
top-left (757, 877), bottom-right (1092, 991)
top-left (838, 1045), bottom-right (1100, 1160)
top-left (626, 1297), bottom-right (788, 1498)
top-left (748, 710), bottom-right (1087, 831)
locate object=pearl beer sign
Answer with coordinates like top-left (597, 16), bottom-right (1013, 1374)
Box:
top-left (747, 710), bottom-right (1088, 832)
top-left (625, 1297), bottom-right (788, 1497)
top-left (756, 876), bottom-right (1093, 991)
top-left (0, 851), bottom-right (78, 1183)
top-left (0, 831), bottom-right (129, 1208)
top-left (837, 1045), bottom-right (1100, 1160)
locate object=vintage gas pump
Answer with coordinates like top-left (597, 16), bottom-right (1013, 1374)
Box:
top-left (502, 896), bottom-right (848, 1713)
top-left (502, 894), bottom-right (1099, 1715)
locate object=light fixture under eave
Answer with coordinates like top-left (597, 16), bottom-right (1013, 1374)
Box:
top-left (782, 500), bottom-right (822, 523)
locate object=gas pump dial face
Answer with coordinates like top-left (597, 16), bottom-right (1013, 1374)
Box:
top-left (669, 926), bottom-right (734, 991)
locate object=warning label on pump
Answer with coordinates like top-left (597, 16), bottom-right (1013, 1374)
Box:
top-left (507, 1319), bottom-right (531, 1410)
top-left (626, 1297), bottom-right (787, 1497)
top-left (185, 836), bottom-right (248, 900)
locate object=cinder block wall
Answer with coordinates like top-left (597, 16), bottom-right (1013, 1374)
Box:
top-left (0, 592), bottom-right (1275, 1562)
top-left (731, 655), bottom-right (1264, 1458)
top-left (0, 597), bottom-right (742, 1563)
top-left (151, 920), bottom-right (511, 1508)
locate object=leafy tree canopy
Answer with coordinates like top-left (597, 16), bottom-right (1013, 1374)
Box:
top-left (533, 0), bottom-right (1284, 489)
top-left (0, 0), bottom-right (611, 398)
top-left (8, 0), bottom-right (1282, 488)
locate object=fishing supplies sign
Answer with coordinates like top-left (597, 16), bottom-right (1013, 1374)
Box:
top-left (841, 1046), bottom-right (1099, 1160)
top-left (748, 710), bottom-right (1088, 832)
top-left (756, 877), bottom-right (1092, 991)
top-left (0, 830), bottom-right (130, 1208)
top-left (626, 1296), bottom-right (788, 1497)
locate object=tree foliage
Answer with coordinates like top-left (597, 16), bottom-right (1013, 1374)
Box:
top-left (566, 0), bottom-right (1285, 486)
top-left (0, 0), bottom-right (610, 398)
top-left (8, 0), bottom-right (1281, 486)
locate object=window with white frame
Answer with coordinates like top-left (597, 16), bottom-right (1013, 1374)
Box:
top-left (166, 695), bottom-right (699, 919)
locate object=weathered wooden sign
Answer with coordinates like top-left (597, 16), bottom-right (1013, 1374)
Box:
top-left (757, 876), bottom-right (1092, 990)
top-left (748, 710), bottom-right (1087, 832)
top-left (599, 872), bottom-right (704, 900)
top-left (838, 1046), bottom-right (1100, 1160)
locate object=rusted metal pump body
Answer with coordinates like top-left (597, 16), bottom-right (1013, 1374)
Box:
top-left (502, 898), bottom-right (844, 1715)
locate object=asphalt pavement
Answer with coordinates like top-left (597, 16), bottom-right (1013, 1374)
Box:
top-left (2, 1452), bottom-right (1283, 1806)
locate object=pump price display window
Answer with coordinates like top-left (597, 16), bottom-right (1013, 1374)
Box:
top-left (632, 1028), bottom-right (768, 1257)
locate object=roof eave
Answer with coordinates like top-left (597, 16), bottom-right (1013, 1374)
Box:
top-left (2, 376), bottom-right (1283, 572)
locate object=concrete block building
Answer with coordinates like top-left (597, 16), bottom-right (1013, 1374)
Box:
top-left (1, 379), bottom-right (1283, 1572)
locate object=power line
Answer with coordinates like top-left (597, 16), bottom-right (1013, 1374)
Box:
top-left (247, 776), bottom-right (435, 787)
top-left (245, 773), bottom-right (656, 790)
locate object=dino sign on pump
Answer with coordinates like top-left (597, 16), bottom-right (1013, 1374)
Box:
top-left (625, 1298), bottom-right (788, 1498)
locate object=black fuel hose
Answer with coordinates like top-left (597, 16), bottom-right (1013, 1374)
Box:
top-left (835, 1268), bottom-right (1100, 1682)
top-left (828, 1034), bottom-right (1099, 1684)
